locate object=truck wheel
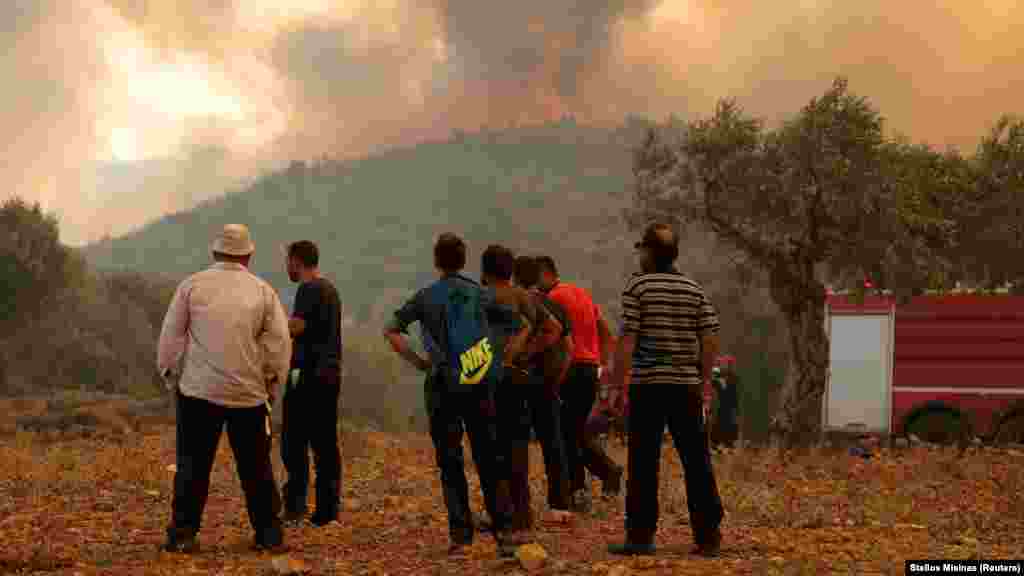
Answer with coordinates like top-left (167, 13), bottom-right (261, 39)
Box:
top-left (903, 402), bottom-right (973, 445)
top-left (993, 401), bottom-right (1024, 446)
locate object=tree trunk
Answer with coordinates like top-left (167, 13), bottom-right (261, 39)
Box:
top-left (771, 277), bottom-right (829, 448)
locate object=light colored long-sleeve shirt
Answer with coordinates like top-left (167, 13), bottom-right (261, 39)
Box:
top-left (157, 262), bottom-right (291, 408)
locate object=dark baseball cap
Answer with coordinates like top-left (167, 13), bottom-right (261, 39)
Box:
top-left (634, 222), bottom-right (678, 250)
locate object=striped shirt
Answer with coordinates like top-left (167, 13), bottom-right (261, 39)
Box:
top-left (621, 269), bottom-right (719, 386)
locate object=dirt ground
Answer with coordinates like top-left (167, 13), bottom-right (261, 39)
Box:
top-left (1, 398), bottom-right (1022, 575)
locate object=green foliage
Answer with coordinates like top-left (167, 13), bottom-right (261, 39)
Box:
top-left (0, 196), bottom-right (179, 396)
top-left (959, 116), bottom-right (1024, 292)
top-left (0, 197), bottom-right (82, 328)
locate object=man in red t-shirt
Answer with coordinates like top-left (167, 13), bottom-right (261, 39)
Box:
top-left (536, 256), bottom-right (623, 509)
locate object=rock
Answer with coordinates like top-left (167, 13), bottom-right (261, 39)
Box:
top-left (345, 498), bottom-right (362, 512)
top-left (541, 510), bottom-right (574, 525)
top-left (270, 555), bottom-right (310, 575)
top-left (956, 535), bottom-right (979, 547)
top-left (549, 559), bottom-right (570, 573)
top-left (634, 558), bottom-right (656, 570)
top-left (516, 543), bottom-right (548, 571)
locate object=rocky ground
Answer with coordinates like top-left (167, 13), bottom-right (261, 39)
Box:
top-left (1, 396), bottom-right (1022, 575)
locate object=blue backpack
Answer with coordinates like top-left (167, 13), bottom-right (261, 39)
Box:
top-left (428, 275), bottom-right (500, 391)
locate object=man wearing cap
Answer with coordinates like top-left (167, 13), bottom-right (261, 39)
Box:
top-left (280, 240), bottom-right (343, 527)
top-left (157, 224), bottom-right (291, 553)
top-left (608, 222), bottom-right (725, 557)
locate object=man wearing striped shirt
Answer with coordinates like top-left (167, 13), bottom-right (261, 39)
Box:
top-left (608, 222), bottom-right (724, 557)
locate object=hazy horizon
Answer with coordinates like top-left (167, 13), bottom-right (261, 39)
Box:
top-left (4, 1), bottom-right (1022, 246)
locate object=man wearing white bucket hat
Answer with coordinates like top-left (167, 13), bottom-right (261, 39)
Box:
top-left (157, 223), bottom-right (292, 553)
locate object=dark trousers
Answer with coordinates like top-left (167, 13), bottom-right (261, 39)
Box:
top-left (428, 380), bottom-right (512, 544)
top-left (281, 366), bottom-right (342, 520)
top-left (494, 372), bottom-right (533, 530)
top-left (525, 377), bottom-right (571, 511)
top-left (712, 386), bottom-right (739, 447)
top-left (168, 391), bottom-right (283, 546)
top-left (625, 384), bottom-right (724, 543)
top-left (561, 363), bottom-right (619, 492)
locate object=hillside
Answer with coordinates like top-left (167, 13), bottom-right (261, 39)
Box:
top-left (81, 119), bottom-right (790, 439)
top-left (83, 120), bottom-right (648, 323)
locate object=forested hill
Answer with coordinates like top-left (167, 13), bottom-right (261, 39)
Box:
top-left (83, 119), bottom-right (656, 325)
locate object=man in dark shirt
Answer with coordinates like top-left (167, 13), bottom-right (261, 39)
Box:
top-left (608, 222), bottom-right (724, 557)
top-left (281, 240), bottom-right (343, 527)
top-left (384, 233), bottom-right (522, 555)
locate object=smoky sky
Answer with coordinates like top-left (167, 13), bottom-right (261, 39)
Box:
top-left (431, 0), bottom-right (657, 99)
top-left (3, 0), bottom-right (1024, 245)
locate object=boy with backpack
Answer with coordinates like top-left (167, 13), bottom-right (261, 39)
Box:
top-left (383, 233), bottom-right (525, 555)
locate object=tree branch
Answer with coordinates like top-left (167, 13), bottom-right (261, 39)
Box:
top-left (701, 176), bottom-right (785, 269)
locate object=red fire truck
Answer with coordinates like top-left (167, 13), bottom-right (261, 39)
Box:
top-left (825, 291), bottom-right (1024, 443)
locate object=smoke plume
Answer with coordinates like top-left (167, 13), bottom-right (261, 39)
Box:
top-left (2, 0), bottom-right (1023, 244)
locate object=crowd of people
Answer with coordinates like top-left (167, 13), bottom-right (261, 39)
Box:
top-left (156, 221), bottom-right (726, 560)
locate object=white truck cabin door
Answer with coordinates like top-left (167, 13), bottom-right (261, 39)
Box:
top-left (826, 314), bottom-right (892, 433)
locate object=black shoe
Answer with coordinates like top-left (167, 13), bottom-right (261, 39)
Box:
top-left (476, 512), bottom-right (493, 533)
top-left (692, 528), bottom-right (722, 557)
top-left (281, 510), bottom-right (306, 527)
top-left (570, 491), bottom-right (591, 513)
top-left (608, 540), bottom-right (656, 556)
top-left (496, 530), bottom-right (532, 548)
top-left (496, 530), bottom-right (531, 559)
top-left (161, 533), bottom-right (200, 554)
top-left (498, 543), bottom-right (518, 558)
top-left (250, 526), bottom-right (286, 553)
top-left (250, 541), bottom-right (289, 554)
top-left (448, 541), bottom-right (471, 555)
top-left (310, 513), bottom-right (338, 527)
top-left (603, 465), bottom-right (623, 497)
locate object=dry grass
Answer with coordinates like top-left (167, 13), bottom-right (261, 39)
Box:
top-left (1, 400), bottom-right (1022, 575)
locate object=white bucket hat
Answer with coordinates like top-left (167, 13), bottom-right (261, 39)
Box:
top-left (211, 224), bottom-right (255, 256)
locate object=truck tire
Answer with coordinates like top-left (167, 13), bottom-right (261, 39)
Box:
top-left (902, 401), bottom-right (973, 445)
top-left (993, 400), bottom-right (1024, 446)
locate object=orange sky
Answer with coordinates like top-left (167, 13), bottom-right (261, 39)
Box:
top-left (2, 0), bottom-right (1022, 245)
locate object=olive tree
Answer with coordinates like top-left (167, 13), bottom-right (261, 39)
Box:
top-left (956, 117), bottom-right (1024, 292)
top-left (630, 78), bottom-right (956, 444)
